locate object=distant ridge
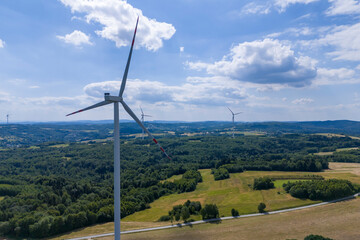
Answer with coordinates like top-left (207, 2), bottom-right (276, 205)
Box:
top-left (1, 120), bottom-right (360, 148)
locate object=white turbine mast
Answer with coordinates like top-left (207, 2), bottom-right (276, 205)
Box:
top-left (6, 114), bottom-right (9, 124)
top-left (66, 17), bottom-right (171, 240)
top-left (227, 107), bottom-right (242, 138)
top-left (140, 106), bottom-right (152, 139)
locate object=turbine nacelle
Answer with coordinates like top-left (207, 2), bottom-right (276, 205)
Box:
top-left (104, 93), bottom-right (123, 102)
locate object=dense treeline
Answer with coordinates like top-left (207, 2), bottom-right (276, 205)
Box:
top-left (319, 149), bottom-right (360, 163)
top-left (0, 133), bottom-right (359, 237)
top-left (283, 179), bottom-right (359, 201)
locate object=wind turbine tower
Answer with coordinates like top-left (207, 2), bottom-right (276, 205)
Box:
top-left (228, 107), bottom-right (242, 138)
top-left (140, 107), bottom-right (152, 139)
top-left (66, 18), bottom-right (171, 240)
top-left (6, 114), bottom-right (9, 124)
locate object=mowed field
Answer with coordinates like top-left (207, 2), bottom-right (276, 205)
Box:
top-left (123, 170), bottom-right (319, 222)
top-left (52, 162), bottom-right (360, 240)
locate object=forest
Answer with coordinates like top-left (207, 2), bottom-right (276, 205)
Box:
top-left (0, 133), bottom-right (360, 237)
top-left (2, 120), bottom-right (360, 148)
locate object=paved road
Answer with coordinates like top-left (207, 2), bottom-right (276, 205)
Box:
top-left (67, 193), bottom-right (359, 240)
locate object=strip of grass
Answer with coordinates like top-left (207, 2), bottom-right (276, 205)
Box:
top-left (28, 146), bottom-right (40, 150)
top-left (160, 174), bottom-right (183, 183)
top-left (49, 143), bottom-right (69, 148)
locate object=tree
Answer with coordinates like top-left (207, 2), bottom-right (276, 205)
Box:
top-left (181, 206), bottom-right (190, 221)
top-left (200, 204), bottom-right (219, 220)
top-left (258, 202), bottom-right (266, 213)
top-left (0, 221), bottom-right (11, 235)
top-left (175, 212), bottom-right (181, 221)
top-left (231, 208), bottom-right (239, 217)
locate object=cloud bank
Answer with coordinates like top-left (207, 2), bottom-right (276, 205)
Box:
top-left (326, 0), bottom-right (360, 16)
top-left (188, 39), bottom-right (317, 87)
top-left (83, 77), bottom-right (247, 106)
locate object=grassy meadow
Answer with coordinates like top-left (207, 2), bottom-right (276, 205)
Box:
top-left (124, 170), bottom-right (321, 222)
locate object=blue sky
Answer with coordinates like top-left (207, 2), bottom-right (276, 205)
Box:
top-left (1, 0), bottom-right (360, 122)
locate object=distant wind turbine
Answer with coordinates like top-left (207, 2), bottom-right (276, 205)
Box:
top-left (6, 114), bottom-right (9, 124)
top-left (228, 107), bottom-right (242, 138)
top-left (140, 106), bottom-right (152, 139)
top-left (66, 17), bottom-right (171, 240)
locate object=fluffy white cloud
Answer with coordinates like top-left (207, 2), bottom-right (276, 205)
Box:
top-left (313, 68), bottom-right (359, 85)
top-left (83, 77), bottom-right (247, 106)
top-left (326, 0), bottom-right (360, 16)
top-left (60, 0), bottom-right (176, 51)
top-left (57, 30), bottom-right (93, 46)
top-left (0, 39), bottom-right (4, 48)
top-left (318, 23), bottom-right (360, 61)
top-left (241, 2), bottom-right (272, 15)
top-left (188, 39), bottom-right (317, 87)
top-left (275, 0), bottom-right (319, 12)
top-left (239, 0), bottom-right (319, 15)
top-left (292, 97), bottom-right (314, 104)
top-left (267, 27), bottom-right (314, 38)
top-left (0, 91), bottom-right (10, 104)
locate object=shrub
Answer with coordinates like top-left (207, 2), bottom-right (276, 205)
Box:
top-left (213, 168), bottom-right (230, 181)
top-left (258, 202), bottom-right (266, 213)
top-left (253, 177), bottom-right (274, 190)
top-left (231, 208), bottom-right (239, 217)
top-left (304, 234), bottom-right (333, 240)
top-left (158, 215), bottom-right (171, 221)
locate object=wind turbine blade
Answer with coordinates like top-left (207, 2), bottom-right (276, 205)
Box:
top-left (140, 106), bottom-right (144, 115)
top-left (144, 115), bottom-right (152, 117)
top-left (66, 101), bottom-right (111, 116)
top-left (227, 107), bottom-right (234, 115)
top-left (119, 17), bottom-right (139, 97)
top-left (234, 112), bottom-right (242, 115)
top-left (121, 101), bottom-right (172, 160)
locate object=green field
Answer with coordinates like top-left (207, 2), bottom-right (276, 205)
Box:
top-left (123, 170), bottom-right (319, 222)
top-left (315, 146), bottom-right (359, 156)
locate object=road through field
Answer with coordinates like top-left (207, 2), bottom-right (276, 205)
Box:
top-left (66, 193), bottom-right (359, 240)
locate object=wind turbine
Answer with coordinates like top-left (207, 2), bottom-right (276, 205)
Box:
top-left (6, 114), bottom-right (9, 124)
top-left (66, 17), bottom-right (171, 240)
top-left (140, 106), bottom-right (152, 139)
top-left (227, 107), bottom-right (242, 138)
